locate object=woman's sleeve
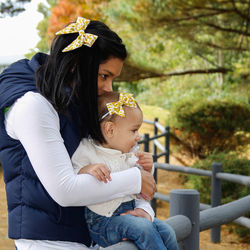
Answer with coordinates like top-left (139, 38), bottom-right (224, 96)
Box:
top-left (135, 199), bottom-right (155, 222)
top-left (5, 92), bottom-right (141, 207)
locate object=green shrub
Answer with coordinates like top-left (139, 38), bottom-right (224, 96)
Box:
top-left (184, 151), bottom-right (250, 238)
top-left (170, 97), bottom-right (250, 159)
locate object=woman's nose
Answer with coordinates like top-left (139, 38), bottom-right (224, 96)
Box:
top-left (98, 78), bottom-right (114, 95)
top-left (101, 81), bottom-right (113, 94)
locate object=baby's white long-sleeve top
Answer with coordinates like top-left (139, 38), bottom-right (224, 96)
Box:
top-left (72, 138), bottom-right (155, 220)
top-left (4, 91), bottom-right (142, 207)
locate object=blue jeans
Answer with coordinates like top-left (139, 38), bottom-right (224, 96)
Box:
top-left (85, 201), bottom-right (178, 250)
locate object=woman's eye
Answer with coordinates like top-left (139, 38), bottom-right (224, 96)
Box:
top-left (100, 74), bottom-right (107, 80)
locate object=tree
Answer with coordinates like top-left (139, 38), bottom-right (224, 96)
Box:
top-left (115, 0), bottom-right (249, 52)
top-left (25, 0), bottom-right (57, 58)
top-left (47, 0), bottom-right (105, 41)
top-left (26, 0), bottom-right (106, 58)
top-left (30, 0), bottom-right (249, 84)
top-left (27, 0), bottom-right (107, 57)
top-left (0, 0), bottom-right (31, 17)
top-left (102, 0), bottom-right (249, 82)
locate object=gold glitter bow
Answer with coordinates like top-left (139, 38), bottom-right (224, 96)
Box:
top-left (55, 17), bottom-right (98, 52)
top-left (106, 93), bottom-right (137, 118)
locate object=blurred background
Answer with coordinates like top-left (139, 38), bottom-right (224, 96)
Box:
top-left (0, 0), bottom-right (249, 249)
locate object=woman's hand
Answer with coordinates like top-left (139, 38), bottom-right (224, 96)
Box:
top-left (140, 169), bottom-right (156, 200)
top-left (120, 208), bottom-right (152, 240)
top-left (120, 208), bottom-right (152, 221)
top-left (78, 164), bottom-right (111, 183)
top-left (136, 152), bottom-right (153, 172)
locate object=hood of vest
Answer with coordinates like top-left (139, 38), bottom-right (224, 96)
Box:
top-left (0, 53), bottom-right (47, 109)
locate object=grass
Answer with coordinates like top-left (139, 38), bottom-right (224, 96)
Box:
top-left (140, 104), bottom-right (170, 125)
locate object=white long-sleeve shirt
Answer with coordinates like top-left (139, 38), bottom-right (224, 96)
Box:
top-left (4, 91), bottom-right (147, 249)
top-left (72, 138), bottom-right (155, 219)
top-left (4, 91), bottom-right (142, 206)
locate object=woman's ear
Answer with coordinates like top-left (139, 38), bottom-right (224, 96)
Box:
top-left (102, 121), bottom-right (115, 138)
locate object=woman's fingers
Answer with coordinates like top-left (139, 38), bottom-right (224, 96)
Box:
top-left (121, 208), bottom-right (152, 221)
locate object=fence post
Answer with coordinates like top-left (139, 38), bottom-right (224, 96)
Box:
top-left (211, 162), bottom-right (222, 243)
top-left (170, 189), bottom-right (200, 250)
top-left (153, 118), bottom-right (158, 157)
top-left (143, 133), bottom-right (149, 153)
top-left (151, 154), bottom-right (158, 215)
top-left (152, 119), bottom-right (158, 215)
top-left (165, 126), bottom-right (170, 163)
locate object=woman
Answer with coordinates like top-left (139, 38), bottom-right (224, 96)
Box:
top-left (0, 17), bottom-right (155, 249)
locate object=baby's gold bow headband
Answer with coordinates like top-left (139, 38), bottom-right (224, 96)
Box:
top-left (55, 17), bottom-right (98, 52)
top-left (101, 93), bottom-right (137, 120)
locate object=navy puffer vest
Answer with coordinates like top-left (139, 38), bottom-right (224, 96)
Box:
top-left (0, 53), bottom-right (91, 246)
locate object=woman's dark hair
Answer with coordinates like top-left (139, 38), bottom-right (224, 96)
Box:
top-left (35, 20), bottom-right (127, 139)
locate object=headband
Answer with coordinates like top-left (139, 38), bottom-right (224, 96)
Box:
top-left (55, 17), bottom-right (98, 52)
top-left (100, 93), bottom-right (137, 121)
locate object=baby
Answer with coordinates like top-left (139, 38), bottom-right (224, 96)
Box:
top-left (72, 92), bottom-right (178, 250)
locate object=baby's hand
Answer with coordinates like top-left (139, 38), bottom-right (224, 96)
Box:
top-left (136, 152), bottom-right (153, 173)
top-left (78, 164), bottom-right (111, 183)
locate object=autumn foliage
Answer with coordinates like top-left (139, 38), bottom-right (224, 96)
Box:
top-left (47, 0), bottom-right (105, 42)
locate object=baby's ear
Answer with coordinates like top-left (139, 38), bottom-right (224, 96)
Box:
top-left (102, 121), bottom-right (115, 138)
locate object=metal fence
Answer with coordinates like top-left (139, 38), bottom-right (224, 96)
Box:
top-left (138, 118), bottom-right (170, 212)
top-left (103, 118), bottom-right (250, 250)
top-left (154, 163), bottom-right (250, 249)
